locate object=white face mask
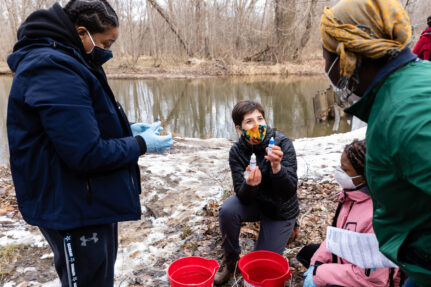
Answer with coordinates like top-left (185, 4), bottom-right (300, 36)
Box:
top-left (325, 56), bottom-right (341, 92)
top-left (325, 56), bottom-right (360, 106)
top-left (334, 167), bottom-right (362, 190)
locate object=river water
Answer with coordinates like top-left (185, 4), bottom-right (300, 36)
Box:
top-left (0, 75), bottom-right (351, 165)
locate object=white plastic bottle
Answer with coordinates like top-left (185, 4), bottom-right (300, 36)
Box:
top-left (250, 153), bottom-right (256, 170)
top-left (268, 137), bottom-right (275, 154)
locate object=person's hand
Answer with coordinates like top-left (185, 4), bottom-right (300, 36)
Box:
top-left (131, 122), bottom-right (164, 137)
top-left (303, 266), bottom-right (317, 287)
top-left (136, 121), bottom-right (173, 153)
top-left (246, 165), bottom-right (262, 186)
top-left (265, 145), bottom-right (283, 174)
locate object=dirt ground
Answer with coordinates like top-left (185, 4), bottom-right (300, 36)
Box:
top-left (0, 163), bottom-right (339, 286)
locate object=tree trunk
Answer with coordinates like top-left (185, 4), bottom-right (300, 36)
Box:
top-left (3, 0), bottom-right (19, 42)
top-left (404, 0), bottom-right (411, 8)
top-left (234, 0), bottom-right (258, 57)
top-left (147, 4), bottom-right (159, 63)
top-left (195, 0), bottom-right (202, 56)
top-left (147, 0), bottom-right (193, 57)
top-left (261, 0), bottom-right (269, 32)
top-left (274, 0), bottom-right (296, 61)
top-left (292, 0), bottom-right (318, 60)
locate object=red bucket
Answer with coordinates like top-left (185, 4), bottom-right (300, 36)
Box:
top-left (167, 256), bottom-right (219, 287)
top-left (238, 250), bottom-right (291, 287)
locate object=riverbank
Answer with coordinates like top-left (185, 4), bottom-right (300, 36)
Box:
top-left (0, 127), bottom-right (366, 287)
top-left (0, 56), bottom-right (324, 79)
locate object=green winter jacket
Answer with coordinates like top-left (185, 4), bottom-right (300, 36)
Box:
top-left (346, 49), bottom-right (431, 286)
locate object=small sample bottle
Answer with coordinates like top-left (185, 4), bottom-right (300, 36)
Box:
top-left (250, 153), bottom-right (257, 170)
top-left (268, 137), bottom-right (275, 154)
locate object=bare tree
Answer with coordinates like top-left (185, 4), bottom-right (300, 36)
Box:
top-left (3, 0), bottom-right (20, 42)
top-left (0, 0), bottom-right (425, 64)
top-left (146, 0), bottom-right (192, 57)
top-left (274, 0), bottom-right (297, 60)
top-left (292, 0), bottom-right (318, 60)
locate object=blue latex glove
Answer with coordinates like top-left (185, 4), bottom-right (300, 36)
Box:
top-left (136, 121), bottom-right (173, 153)
top-left (131, 122), bottom-right (164, 136)
top-left (130, 122), bottom-right (151, 136)
top-left (303, 266), bottom-right (317, 287)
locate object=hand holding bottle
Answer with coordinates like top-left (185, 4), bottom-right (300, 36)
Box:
top-left (130, 122), bottom-right (152, 136)
top-left (245, 165), bottom-right (261, 186)
top-left (135, 121), bottom-right (173, 153)
top-left (131, 121), bottom-right (165, 137)
top-left (265, 145), bottom-right (283, 174)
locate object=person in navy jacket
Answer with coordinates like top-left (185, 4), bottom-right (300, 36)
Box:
top-left (6, 0), bottom-right (172, 285)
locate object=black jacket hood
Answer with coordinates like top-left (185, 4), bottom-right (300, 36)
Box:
top-left (14, 3), bottom-right (85, 55)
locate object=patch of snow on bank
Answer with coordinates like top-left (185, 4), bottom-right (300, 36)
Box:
top-left (0, 228), bottom-right (46, 247)
top-left (294, 127), bottom-right (366, 179)
top-left (1, 130), bottom-right (368, 286)
top-left (113, 130), bottom-right (367, 284)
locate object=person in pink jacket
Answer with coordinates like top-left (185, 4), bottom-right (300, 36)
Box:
top-left (296, 140), bottom-right (403, 287)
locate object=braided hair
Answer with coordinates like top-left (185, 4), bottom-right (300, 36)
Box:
top-left (344, 139), bottom-right (366, 176)
top-left (64, 0), bottom-right (118, 34)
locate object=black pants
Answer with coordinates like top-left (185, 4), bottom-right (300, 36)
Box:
top-left (219, 195), bottom-right (296, 255)
top-left (39, 223), bottom-right (118, 287)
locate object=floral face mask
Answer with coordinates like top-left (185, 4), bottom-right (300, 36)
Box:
top-left (242, 125), bottom-right (267, 144)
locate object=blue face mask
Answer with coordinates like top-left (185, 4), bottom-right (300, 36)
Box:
top-left (86, 30), bottom-right (113, 66)
top-left (325, 55), bottom-right (360, 106)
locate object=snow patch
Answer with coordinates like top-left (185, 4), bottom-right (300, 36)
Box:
top-left (1, 129), bottom-right (367, 285)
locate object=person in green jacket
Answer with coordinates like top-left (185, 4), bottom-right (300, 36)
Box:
top-left (320, 0), bottom-right (431, 286)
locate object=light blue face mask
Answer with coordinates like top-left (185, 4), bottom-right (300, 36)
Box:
top-left (86, 30), bottom-right (113, 66)
top-left (325, 56), bottom-right (342, 93)
top-left (325, 56), bottom-right (360, 106)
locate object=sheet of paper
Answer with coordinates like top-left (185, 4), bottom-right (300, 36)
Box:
top-left (326, 226), bottom-right (398, 268)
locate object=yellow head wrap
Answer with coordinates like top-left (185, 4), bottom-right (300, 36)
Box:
top-left (320, 0), bottom-right (412, 81)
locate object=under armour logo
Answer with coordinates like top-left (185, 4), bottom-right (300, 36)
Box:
top-left (80, 233), bottom-right (99, 246)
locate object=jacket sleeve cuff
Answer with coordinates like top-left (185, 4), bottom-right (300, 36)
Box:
top-left (270, 165), bottom-right (287, 178)
top-left (135, 136), bottom-right (147, 155)
top-left (237, 181), bottom-right (258, 202)
top-left (313, 261), bottom-right (323, 275)
top-left (244, 183), bottom-right (259, 192)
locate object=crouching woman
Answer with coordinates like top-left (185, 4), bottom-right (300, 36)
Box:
top-left (214, 100), bottom-right (299, 285)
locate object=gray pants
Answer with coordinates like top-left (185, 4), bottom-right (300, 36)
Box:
top-left (219, 195), bottom-right (295, 255)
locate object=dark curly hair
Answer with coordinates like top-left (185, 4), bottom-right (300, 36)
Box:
top-left (344, 139), bottom-right (366, 176)
top-left (427, 16), bottom-right (431, 27)
top-left (64, 0), bottom-right (118, 34)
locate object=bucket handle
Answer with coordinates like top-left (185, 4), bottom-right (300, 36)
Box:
top-left (232, 262), bottom-right (242, 287)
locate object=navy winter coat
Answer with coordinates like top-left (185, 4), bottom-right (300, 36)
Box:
top-left (7, 3), bottom-right (143, 230)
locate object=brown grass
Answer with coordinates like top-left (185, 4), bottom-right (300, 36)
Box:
top-left (0, 55), bottom-right (325, 79)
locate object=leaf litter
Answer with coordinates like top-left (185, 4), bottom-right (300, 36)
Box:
top-left (0, 127), bottom-right (366, 286)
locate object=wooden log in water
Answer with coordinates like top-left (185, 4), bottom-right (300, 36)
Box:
top-left (313, 87), bottom-right (347, 122)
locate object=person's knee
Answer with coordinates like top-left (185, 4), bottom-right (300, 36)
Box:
top-left (219, 203), bottom-right (239, 222)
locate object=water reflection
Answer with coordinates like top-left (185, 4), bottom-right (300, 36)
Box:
top-left (0, 77), bottom-right (11, 166)
top-left (0, 76), bottom-right (352, 164)
top-left (111, 76), bottom-right (352, 140)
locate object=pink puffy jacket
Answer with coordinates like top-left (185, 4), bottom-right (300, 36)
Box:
top-left (310, 187), bottom-right (401, 287)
